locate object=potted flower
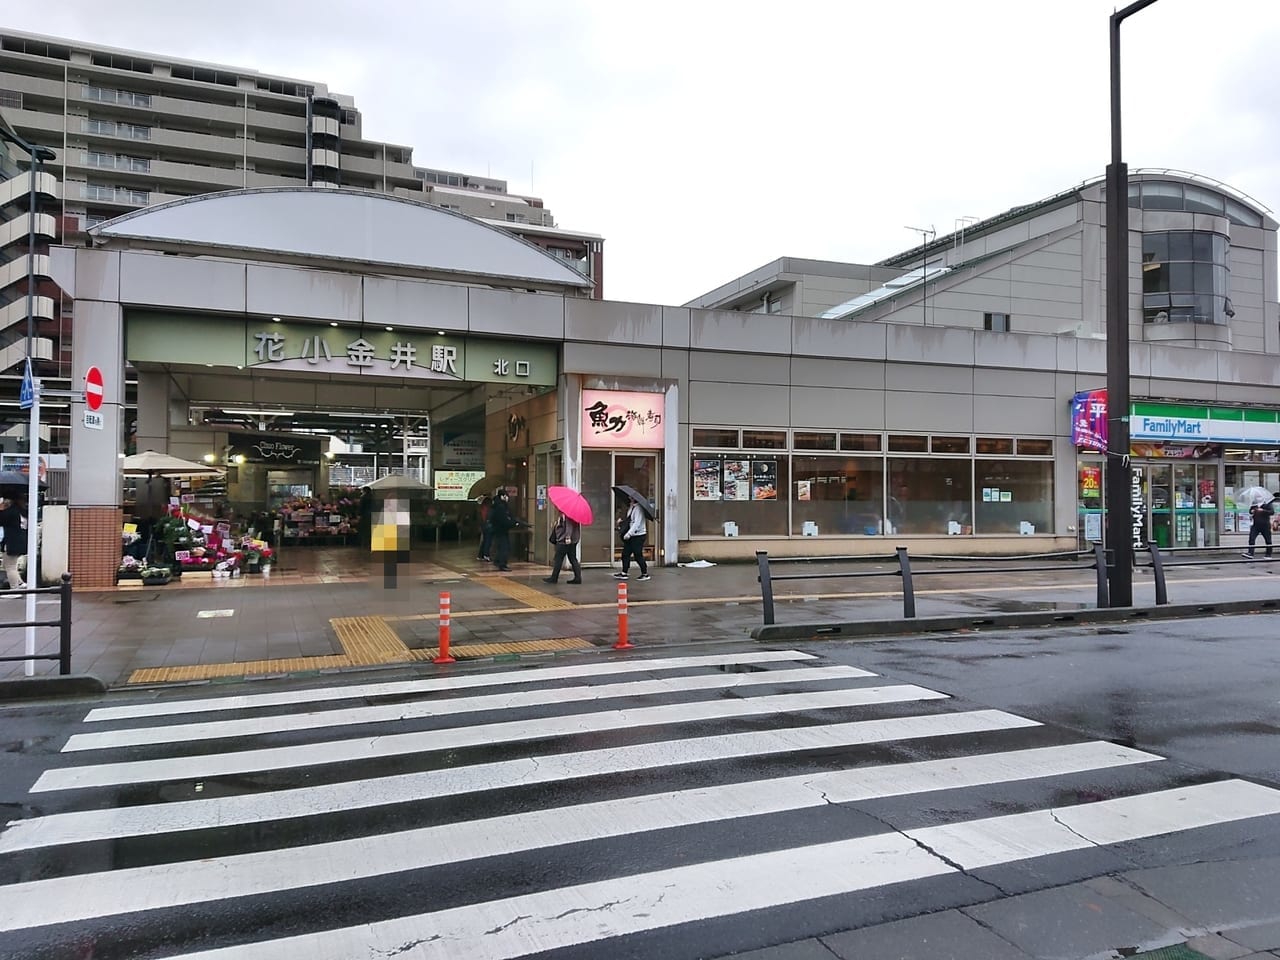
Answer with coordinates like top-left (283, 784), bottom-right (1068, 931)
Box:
top-left (117, 556), bottom-right (143, 581)
top-left (140, 564), bottom-right (171, 586)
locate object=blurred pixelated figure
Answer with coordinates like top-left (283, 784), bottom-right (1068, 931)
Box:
top-left (371, 495), bottom-right (411, 587)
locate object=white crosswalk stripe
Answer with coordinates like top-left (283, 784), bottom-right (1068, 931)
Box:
top-left (4, 650), bottom-right (1280, 960)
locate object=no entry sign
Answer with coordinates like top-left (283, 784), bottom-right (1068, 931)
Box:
top-left (85, 366), bottom-right (104, 411)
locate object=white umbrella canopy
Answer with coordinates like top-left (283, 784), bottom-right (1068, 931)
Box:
top-left (362, 473), bottom-right (433, 493)
top-left (121, 451), bottom-right (224, 477)
top-left (1236, 486), bottom-right (1274, 508)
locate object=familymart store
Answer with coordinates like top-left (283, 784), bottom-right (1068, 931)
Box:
top-left (1076, 398), bottom-right (1280, 550)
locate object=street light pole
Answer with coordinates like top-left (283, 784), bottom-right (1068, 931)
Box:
top-left (1105, 0), bottom-right (1160, 608)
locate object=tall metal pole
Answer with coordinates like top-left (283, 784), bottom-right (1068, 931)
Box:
top-left (25, 151), bottom-right (35, 359)
top-left (1105, 0), bottom-right (1160, 608)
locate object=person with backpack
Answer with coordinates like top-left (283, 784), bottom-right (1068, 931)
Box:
top-left (542, 509), bottom-right (582, 585)
top-left (488, 488), bottom-right (515, 572)
top-left (1245, 496), bottom-right (1274, 559)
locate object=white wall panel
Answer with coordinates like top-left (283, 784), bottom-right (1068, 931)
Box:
top-left (246, 263), bottom-right (360, 321)
top-left (120, 252), bottom-right (246, 312)
top-left (469, 287), bottom-right (564, 339)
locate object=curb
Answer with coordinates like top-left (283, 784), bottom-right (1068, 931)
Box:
top-left (750, 596), bottom-right (1280, 642)
top-left (0, 674), bottom-right (108, 702)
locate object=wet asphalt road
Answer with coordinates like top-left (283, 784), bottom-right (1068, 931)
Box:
top-left (0, 611), bottom-right (1277, 959)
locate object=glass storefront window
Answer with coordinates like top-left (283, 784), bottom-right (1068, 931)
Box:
top-left (791, 457), bottom-right (885, 536)
top-left (975, 460), bottom-right (1054, 535)
top-left (690, 456), bottom-right (789, 536)
top-left (886, 458), bottom-right (973, 535)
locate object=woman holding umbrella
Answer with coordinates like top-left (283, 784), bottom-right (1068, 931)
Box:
top-left (543, 486), bottom-right (590, 584)
top-left (0, 492), bottom-right (28, 589)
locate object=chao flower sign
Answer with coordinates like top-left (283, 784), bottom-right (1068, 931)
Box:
top-left (581, 389), bottom-right (664, 449)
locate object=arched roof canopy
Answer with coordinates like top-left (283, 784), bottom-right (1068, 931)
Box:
top-left (88, 187), bottom-right (595, 292)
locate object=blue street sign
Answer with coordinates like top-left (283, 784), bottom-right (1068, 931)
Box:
top-left (18, 359), bottom-right (34, 411)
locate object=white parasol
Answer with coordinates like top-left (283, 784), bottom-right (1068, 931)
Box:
top-left (121, 451), bottom-right (224, 477)
top-left (1235, 486), bottom-right (1274, 508)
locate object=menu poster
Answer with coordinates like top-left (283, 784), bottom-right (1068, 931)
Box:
top-left (752, 461), bottom-right (778, 501)
top-left (693, 460), bottom-right (722, 501)
top-left (722, 460), bottom-right (751, 501)
top-left (796, 480), bottom-right (811, 502)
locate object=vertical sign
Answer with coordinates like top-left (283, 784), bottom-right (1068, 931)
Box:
top-left (1130, 466), bottom-right (1146, 550)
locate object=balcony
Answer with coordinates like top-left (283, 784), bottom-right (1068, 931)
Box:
top-left (0, 170), bottom-right (58, 209)
top-left (0, 336), bottom-right (54, 373)
top-left (0, 212), bottom-right (57, 248)
top-left (0, 253), bottom-right (51, 291)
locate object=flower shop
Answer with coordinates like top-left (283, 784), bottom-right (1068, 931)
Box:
top-left (119, 503), bottom-right (276, 585)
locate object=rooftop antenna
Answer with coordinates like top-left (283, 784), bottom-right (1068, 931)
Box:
top-left (905, 225), bottom-right (936, 325)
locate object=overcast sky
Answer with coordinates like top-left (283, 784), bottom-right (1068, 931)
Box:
top-left (7, 0), bottom-right (1279, 305)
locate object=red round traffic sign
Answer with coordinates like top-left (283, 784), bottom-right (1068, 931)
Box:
top-left (85, 366), bottom-right (104, 411)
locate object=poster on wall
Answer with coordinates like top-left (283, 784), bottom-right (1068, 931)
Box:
top-left (722, 460), bottom-right (750, 500)
top-left (796, 480), bottom-right (811, 501)
top-left (752, 461), bottom-right (778, 500)
top-left (693, 460), bottom-right (722, 501)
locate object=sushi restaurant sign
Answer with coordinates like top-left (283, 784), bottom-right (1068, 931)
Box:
top-left (581, 389), bottom-right (664, 449)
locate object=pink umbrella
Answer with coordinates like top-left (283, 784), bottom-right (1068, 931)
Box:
top-left (547, 485), bottom-right (593, 525)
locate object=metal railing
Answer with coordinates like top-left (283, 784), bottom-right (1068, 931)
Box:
top-left (756, 546), bottom-right (1109, 625)
top-left (1142, 543), bottom-right (1274, 606)
top-left (0, 574), bottom-right (73, 675)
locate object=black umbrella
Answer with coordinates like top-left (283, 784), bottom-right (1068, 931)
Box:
top-left (612, 484), bottom-right (657, 520)
top-left (0, 469), bottom-right (47, 491)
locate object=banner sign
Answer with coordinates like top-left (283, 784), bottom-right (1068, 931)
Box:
top-left (1070, 389), bottom-right (1108, 452)
top-left (228, 431), bottom-right (323, 466)
top-left (581, 389), bottom-right (664, 449)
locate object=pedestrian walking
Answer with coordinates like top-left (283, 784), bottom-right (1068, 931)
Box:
top-left (1245, 496), bottom-right (1275, 559)
top-left (0, 494), bottom-right (28, 590)
top-left (489, 488), bottom-right (515, 572)
top-left (542, 510), bottom-right (582, 584)
top-left (476, 495), bottom-right (492, 561)
top-left (614, 497), bottom-right (650, 581)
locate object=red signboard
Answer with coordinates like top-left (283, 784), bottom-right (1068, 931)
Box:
top-left (85, 366), bottom-right (104, 411)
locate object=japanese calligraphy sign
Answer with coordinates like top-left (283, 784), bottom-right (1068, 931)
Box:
top-left (581, 389), bottom-right (665, 449)
top-left (123, 312), bottom-right (558, 386)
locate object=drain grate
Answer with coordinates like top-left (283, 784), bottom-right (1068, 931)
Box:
top-left (1124, 945), bottom-right (1212, 960)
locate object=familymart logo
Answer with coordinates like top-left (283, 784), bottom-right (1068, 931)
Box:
top-left (1138, 417), bottom-right (1205, 438)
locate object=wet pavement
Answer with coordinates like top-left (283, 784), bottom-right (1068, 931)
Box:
top-left (1, 621), bottom-right (1278, 959)
top-left (2, 543), bottom-right (1280, 687)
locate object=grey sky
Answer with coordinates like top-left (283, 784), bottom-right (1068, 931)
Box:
top-left (7, 0), bottom-right (1279, 305)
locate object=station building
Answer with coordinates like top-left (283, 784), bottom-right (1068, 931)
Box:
top-left (51, 171), bottom-right (1280, 587)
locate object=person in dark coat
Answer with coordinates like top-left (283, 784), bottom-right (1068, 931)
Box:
top-left (476, 496), bottom-right (493, 561)
top-left (542, 510), bottom-right (582, 584)
top-left (0, 495), bottom-right (29, 589)
top-left (489, 488), bottom-right (515, 572)
top-left (1245, 496), bottom-right (1274, 559)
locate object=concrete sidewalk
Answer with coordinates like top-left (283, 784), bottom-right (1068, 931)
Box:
top-left (3, 545), bottom-right (1279, 687)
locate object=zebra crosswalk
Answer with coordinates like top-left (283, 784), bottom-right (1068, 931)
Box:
top-left (3, 648), bottom-right (1279, 960)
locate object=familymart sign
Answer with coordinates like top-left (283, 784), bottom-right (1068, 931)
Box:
top-left (1072, 392), bottom-right (1280, 448)
top-left (1130, 402), bottom-right (1280, 444)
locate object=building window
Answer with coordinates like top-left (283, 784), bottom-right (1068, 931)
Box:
top-left (1129, 179), bottom-right (1263, 228)
top-left (977, 437), bottom-right (1014, 455)
top-left (984, 312), bottom-right (1010, 332)
top-left (887, 434), bottom-right (929, 453)
top-left (689, 456), bottom-right (790, 536)
top-left (840, 433), bottom-right (882, 452)
top-left (83, 117), bottom-right (116, 136)
top-left (1142, 230), bottom-right (1230, 324)
top-left (119, 122), bottom-right (151, 141)
top-left (975, 460), bottom-right (1054, 534)
top-left (742, 429), bottom-right (787, 450)
top-left (791, 456), bottom-right (885, 535)
top-left (932, 436), bottom-right (971, 455)
top-left (793, 431), bottom-right (837, 451)
top-left (692, 428), bottom-right (739, 448)
top-left (887, 458), bottom-right (973, 536)
top-left (0, 89), bottom-right (20, 109)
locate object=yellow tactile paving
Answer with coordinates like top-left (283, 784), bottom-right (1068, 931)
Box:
top-left (472, 574), bottom-right (577, 610)
top-left (330, 615), bottom-right (416, 666)
top-left (409, 637), bottom-right (593, 660)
